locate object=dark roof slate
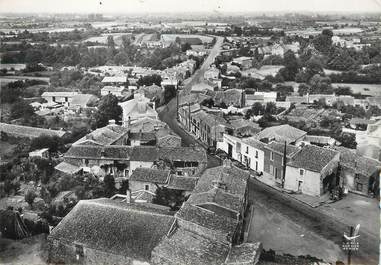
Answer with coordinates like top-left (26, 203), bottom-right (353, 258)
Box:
top-left (166, 175), bottom-right (198, 191)
top-left (192, 166), bottom-right (249, 198)
top-left (152, 227), bottom-right (230, 265)
top-left (187, 188), bottom-right (242, 213)
top-left (130, 168), bottom-right (170, 184)
top-left (65, 145), bottom-right (132, 160)
top-left (336, 147), bottom-right (381, 177)
top-left (176, 203), bottom-right (238, 235)
top-left (288, 145), bottom-right (339, 173)
top-left (49, 198), bottom-right (174, 262)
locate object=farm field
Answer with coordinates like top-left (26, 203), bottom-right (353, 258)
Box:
top-left (332, 83), bottom-right (381, 97)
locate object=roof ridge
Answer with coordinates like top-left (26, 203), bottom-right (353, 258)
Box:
top-left (85, 200), bottom-right (172, 217)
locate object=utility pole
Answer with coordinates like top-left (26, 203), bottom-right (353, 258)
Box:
top-left (176, 90), bottom-right (179, 121)
top-left (282, 141), bottom-right (287, 188)
top-left (214, 115), bottom-right (217, 148)
top-left (188, 102), bottom-right (191, 132)
top-left (347, 226), bottom-right (354, 265)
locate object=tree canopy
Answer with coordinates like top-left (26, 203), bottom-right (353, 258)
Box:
top-left (92, 94), bottom-right (122, 128)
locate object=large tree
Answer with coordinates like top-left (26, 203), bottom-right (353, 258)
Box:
top-left (305, 57), bottom-right (324, 78)
top-left (137, 74), bottom-right (162, 87)
top-left (327, 49), bottom-right (357, 71)
top-left (25, 190), bottom-right (37, 208)
top-left (103, 174), bottom-right (116, 198)
top-left (163, 86), bottom-right (176, 104)
top-left (153, 187), bottom-right (187, 211)
top-left (30, 134), bottom-right (65, 153)
top-left (337, 133), bottom-right (357, 149)
top-left (10, 99), bottom-right (34, 120)
top-left (279, 50), bottom-right (299, 81)
top-left (93, 94), bottom-right (122, 128)
top-left (312, 30), bottom-right (333, 54)
top-left (245, 102), bottom-right (264, 118)
top-left (309, 74), bottom-right (333, 94)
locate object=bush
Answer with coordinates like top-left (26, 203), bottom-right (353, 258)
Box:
top-left (25, 190), bottom-right (37, 208)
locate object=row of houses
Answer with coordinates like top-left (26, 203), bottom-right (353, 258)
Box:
top-left (56, 144), bottom-right (207, 182)
top-left (48, 162), bottom-right (262, 265)
top-left (217, 124), bottom-right (380, 198)
top-left (286, 93), bottom-right (381, 109)
top-left (97, 58), bottom-right (199, 91)
top-left (178, 101), bottom-right (260, 147)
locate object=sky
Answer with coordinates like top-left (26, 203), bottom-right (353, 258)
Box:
top-left (0, 0), bottom-right (380, 14)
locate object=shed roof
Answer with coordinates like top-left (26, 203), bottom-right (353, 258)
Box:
top-left (70, 94), bottom-right (98, 107)
top-left (54, 162), bottom-right (82, 175)
top-left (101, 76), bottom-right (127, 83)
top-left (41, 91), bottom-right (78, 98)
top-left (166, 175), bottom-right (198, 191)
top-left (0, 123), bottom-right (66, 138)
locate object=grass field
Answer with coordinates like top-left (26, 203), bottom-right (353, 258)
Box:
top-left (332, 83), bottom-right (381, 97)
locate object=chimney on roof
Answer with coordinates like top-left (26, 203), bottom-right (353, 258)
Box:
top-left (126, 189), bottom-right (131, 204)
top-left (137, 99), bottom-right (147, 113)
top-left (109, 119), bottom-right (116, 125)
top-left (212, 172), bottom-right (228, 191)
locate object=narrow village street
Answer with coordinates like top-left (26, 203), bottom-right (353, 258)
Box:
top-left (158, 36), bottom-right (224, 168)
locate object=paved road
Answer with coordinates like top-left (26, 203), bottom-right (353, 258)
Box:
top-left (248, 178), bottom-right (379, 265)
top-left (182, 36), bottom-right (224, 92)
top-left (158, 36), bottom-right (224, 168)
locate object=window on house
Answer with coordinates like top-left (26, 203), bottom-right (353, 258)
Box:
top-left (84, 159), bottom-right (89, 166)
top-left (255, 150), bottom-right (258, 158)
top-left (270, 152), bottom-right (274, 161)
top-left (145, 184), bottom-right (150, 191)
top-left (75, 244), bottom-right (84, 261)
top-left (299, 169), bottom-right (304, 176)
top-left (269, 165), bottom-right (274, 176)
top-left (65, 97), bottom-right (68, 102)
top-left (246, 146), bottom-right (249, 154)
top-left (52, 96), bottom-right (56, 102)
top-left (356, 183), bottom-right (363, 192)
